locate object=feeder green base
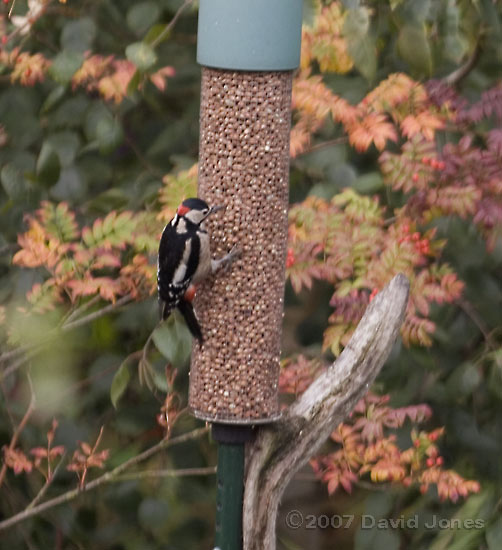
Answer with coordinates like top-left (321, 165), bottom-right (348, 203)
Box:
top-left (215, 441), bottom-right (245, 550)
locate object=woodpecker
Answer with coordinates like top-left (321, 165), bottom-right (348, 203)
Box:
top-left (157, 197), bottom-right (239, 343)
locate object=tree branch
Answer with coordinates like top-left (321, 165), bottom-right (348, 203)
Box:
top-left (61, 294), bottom-right (133, 332)
top-left (0, 295), bottom-right (134, 382)
top-left (443, 40), bottom-right (482, 87)
top-left (242, 274), bottom-right (410, 550)
top-left (0, 426), bottom-right (209, 533)
top-left (151, 0), bottom-right (194, 48)
top-left (111, 466), bottom-right (216, 482)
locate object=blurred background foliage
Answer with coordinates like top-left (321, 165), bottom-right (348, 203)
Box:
top-left (0, 0), bottom-right (501, 549)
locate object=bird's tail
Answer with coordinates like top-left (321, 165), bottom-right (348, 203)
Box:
top-left (159, 299), bottom-right (174, 320)
top-left (177, 299), bottom-right (203, 343)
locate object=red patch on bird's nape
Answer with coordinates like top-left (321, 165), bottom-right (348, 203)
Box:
top-left (184, 285), bottom-right (197, 302)
top-left (177, 205), bottom-right (190, 216)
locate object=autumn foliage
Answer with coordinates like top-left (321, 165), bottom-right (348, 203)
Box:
top-left (1, 0), bottom-right (500, 546)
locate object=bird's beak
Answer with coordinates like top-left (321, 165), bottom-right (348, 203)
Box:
top-left (209, 204), bottom-right (225, 215)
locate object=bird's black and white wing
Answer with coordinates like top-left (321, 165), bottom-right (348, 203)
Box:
top-left (157, 218), bottom-right (200, 319)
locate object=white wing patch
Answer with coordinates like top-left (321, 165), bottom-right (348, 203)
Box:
top-left (175, 218), bottom-right (188, 234)
top-left (172, 239), bottom-right (192, 285)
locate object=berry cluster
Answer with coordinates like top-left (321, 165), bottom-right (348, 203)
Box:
top-left (413, 430), bottom-right (444, 468)
top-left (411, 156), bottom-right (446, 183)
top-left (398, 224), bottom-right (430, 255)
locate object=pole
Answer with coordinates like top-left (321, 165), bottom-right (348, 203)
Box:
top-left (212, 424), bottom-right (253, 550)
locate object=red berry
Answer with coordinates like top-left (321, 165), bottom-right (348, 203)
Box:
top-left (430, 159), bottom-right (439, 170)
top-left (412, 172), bottom-right (419, 182)
top-left (417, 239), bottom-right (430, 254)
top-left (1, 36), bottom-right (7, 45)
top-left (422, 157), bottom-right (430, 165)
top-left (428, 432), bottom-right (438, 442)
top-left (412, 232), bottom-right (420, 242)
top-left (437, 161), bottom-right (445, 171)
top-left (286, 248), bottom-right (295, 268)
top-left (2, 0), bottom-right (9, 4)
top-left (436, 457), bottom-right (444, 466)
top-left (426, 457), bottom-right (435, 468)
top-left (414, 439), bottom-right (420, 448)
top-left (402, 223), bottom-right (410, 234)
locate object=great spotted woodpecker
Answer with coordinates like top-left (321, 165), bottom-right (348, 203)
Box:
top-left (157, 197), bottom-right (239, 343)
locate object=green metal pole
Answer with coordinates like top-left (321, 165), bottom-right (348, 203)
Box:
top-left (215, 442), bottom-right (245, 550)
top-left (212, 425), bottom-right (253, 550)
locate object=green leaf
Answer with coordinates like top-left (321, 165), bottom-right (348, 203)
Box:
top-left (96, 116), bottom-right (124, 155)
top-left (127, 2), bottom-right (161, 36)
top-left (152, 314), bottom-right (192, 368)
top-left (110, 362), bottom-right (131, 408)
top-left (50, 51), bottom-right (84, 84)
top-left (397, 23), bottom-right (432, 76)
top-left (47, 131), bottom-right (81, 167)
top-left (61, 17), bottom-right (96, 53)
top-left (488, 349), bottom-right (502, 400)
top-left (36, 142), bottom-right (61, 186)
top-left (430, 490), bottom-right (494, 550)
top-left (443, 0), bottom-right (469, 63)
top-left (352, 172), bottom-right (384, 194)
top-left (126, 42), bottom-right (157, 72)
top-left (487, 518), bottom-right (502, 550)
top-left (49, 96), bottom-right (89, 130)
top-left (50, 167), bottom-right (87, 202)
top-left (1, 163), bottom-right (27, 199)
top-left (126, 69), bottom-right (142, 95)
top-left (40, 85), bottom-right (66, 114)
top-left (343, 8), bottom-right (377, 81)
top-left (144, 23), bottom-right (170, 45)
top-left (394, 0), bottom-right (431, 24)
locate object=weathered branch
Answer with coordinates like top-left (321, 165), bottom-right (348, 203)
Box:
top-left (243, 273), bottom-right (410, 550)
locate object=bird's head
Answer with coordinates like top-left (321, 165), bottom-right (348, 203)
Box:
top-left (177, 197), bottom-right (224, 226)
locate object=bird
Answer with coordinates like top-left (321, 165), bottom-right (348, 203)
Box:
top-left (157, 197), bottom-right (239, 343)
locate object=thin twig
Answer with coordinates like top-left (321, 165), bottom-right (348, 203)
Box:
top-left (79, 426), bottom-right (105, 488)
top-left (0, 346), bottom-right (30, 365)
top-left (26, 453), bottom-right (67, 511)
top-left (0, 426), bottom-right (209, 533)
top-left (124, 132), bottom-right (164, 179)
top-left (112, 466), bottom-right (216, 482)
top-left (0, 380), bottom-right (36, 489)
top-left (62, 295), bottom-right (101, 326)
top-left (0, 348), bottom-right (40, 382)
top-left (443, 39), bottom-right (483, 87)
top-left (298, 136), bottom-right (348, 156)
top-left (458, 298), bottom-right (496, 350)
top-left (61, 294), bottom-right (133, 332)
top-left (151, 0), bottom-right (194, 48)
top-left (1, 295), bottom-right (134, 381)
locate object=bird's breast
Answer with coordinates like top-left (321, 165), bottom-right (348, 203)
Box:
top-left (192, 231), bottom-right (211, 283)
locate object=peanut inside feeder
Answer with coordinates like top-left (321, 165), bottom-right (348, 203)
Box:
top-left (188, 68), bottom-right (293, 423)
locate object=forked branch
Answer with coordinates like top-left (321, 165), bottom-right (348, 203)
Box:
top-left (243, 273), bottom-right (410, 550)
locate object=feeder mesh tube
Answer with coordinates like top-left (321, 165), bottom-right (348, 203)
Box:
top-left (189, 68), bottom-right (293, 423)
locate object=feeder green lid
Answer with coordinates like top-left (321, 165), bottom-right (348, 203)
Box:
top-left (197, 0), bottom-right (303, 71)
